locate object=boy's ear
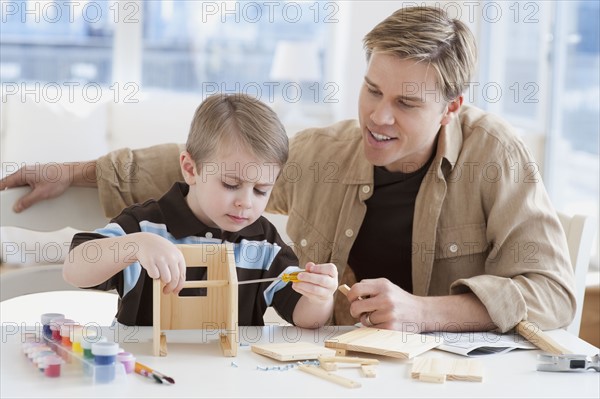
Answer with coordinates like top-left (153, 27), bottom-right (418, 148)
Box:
top-left (440, 95), bottom-right (463, 126)
top-left (180, 151), bottom-right (198, 185)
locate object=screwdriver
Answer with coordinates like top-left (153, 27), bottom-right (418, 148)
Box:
top-left (237, 270), bottom-right (302, 285)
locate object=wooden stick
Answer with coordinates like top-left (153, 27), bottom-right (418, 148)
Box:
top-left (360, 365), bottom-right (377, 378)
top-left (318, 356), bottom-right (379, 365)
top-left (516, 321), bottom-right (571, 355)
top-left (338, 284), bottom-right (351, 296)
top-left (181, 280), bottom-right (228, 289)
top-left (297, 364), bottom-right (361, 389)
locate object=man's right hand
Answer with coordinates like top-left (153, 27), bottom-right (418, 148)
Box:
top-left (0, 162), bottom-right (97, 212)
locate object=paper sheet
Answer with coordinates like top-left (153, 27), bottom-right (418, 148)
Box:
top-left (425, 331), bottom-right (537, 357)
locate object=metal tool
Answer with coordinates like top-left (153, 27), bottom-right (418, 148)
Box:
top-left (537, 353), bottom-right (600, 372)
top-left (237, 271), bottom-right (302, 285)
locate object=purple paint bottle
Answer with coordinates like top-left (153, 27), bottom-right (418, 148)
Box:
top-left (117, 352), bottom-right (135, 374)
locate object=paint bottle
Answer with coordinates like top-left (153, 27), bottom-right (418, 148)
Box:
top-left (91, 341), bottom-right (120, 383)
top-left (60, 322), bottom-right (80, 347)
top-left (70, 325), bottom-right (85, 355)
top-left (117, 351), bottom-right (136, 374)
top-left (43, 355), bottom-right (63, 378)
top-left (33, 351), bottom-right (56, 372)
top-left (27, 345), bottom-right (52, 362)
top-left (22, 342), bottom-right (45, 357)
top-left (49, 318), bottom-right (74, 341)
top-left (41, 313), bottom-right (64, 340)
top-left (81, 335), bottom-right (106, 376)
top-left (81, 334), bottom-right (106, 360)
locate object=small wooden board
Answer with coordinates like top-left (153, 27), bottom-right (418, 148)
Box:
top-left (251, 342), bottom-right (336, 361)
top-left (411, 357), bottom-right (484, 383)
top-left (324, 327), bottom-right (440, 359)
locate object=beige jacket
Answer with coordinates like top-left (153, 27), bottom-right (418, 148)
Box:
top-left (97, 105), bottom-right (575, 332)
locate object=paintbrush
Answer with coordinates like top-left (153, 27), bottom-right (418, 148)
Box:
top-left (134, 362), bottom-right (175, 384)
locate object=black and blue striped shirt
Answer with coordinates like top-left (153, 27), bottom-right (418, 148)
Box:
top-left (70, 182), bottom-right (301, 326)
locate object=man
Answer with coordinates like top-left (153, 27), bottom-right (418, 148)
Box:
top-left (1, 6), bottom-right (575, 332)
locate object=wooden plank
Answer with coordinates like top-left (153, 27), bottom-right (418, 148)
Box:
top-left (251, 342), bottom-right (336, 361)
top-left (411, 357), bottom-right (483, 383)
top-left (447, 359), bottom-right (483, 382)
top-left (411, 357), bottom-right (446, 383)
top-left (324, 327), bottom-right (440, 359)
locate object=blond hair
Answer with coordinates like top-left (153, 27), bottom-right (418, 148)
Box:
top-left (363, 6), bottom-right (477, 101)
top-left (186, 93), bottom-right (288, 167)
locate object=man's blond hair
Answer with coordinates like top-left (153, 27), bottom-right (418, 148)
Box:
top-left (363, 6), bottom-right (477, 101)
top-left (186, 93), bottom-right (288, 167)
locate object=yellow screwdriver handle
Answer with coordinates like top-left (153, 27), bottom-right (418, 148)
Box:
top-left (281, 271), bottom-right (302, 283)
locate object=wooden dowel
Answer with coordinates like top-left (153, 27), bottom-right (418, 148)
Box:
top-left (182, 280), bottom-right (228, 289)
top-left (318, 356), bottom-right (379, 365)
top-left (516, 321), bottom-right (571, 355)
top-left (297, 365), bottom-right (361, 389)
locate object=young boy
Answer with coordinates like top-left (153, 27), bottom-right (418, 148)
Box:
top-left (63, 93), bottom-right (337, 328)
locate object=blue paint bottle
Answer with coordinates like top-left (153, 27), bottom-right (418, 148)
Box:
top-left (91, 342), bottom-right (120, 383)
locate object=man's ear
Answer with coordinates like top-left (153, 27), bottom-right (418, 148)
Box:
top-left (441, 95), bottom-right (463, 126)
top-left (180, 151), bottom-right (198, 185)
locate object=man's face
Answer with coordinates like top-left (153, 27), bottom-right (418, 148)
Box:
top-left (358, 52), bottom-right (460, 173)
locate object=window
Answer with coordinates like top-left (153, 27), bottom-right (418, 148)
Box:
top-left (141, 0), bottom-right (330, 105)
top-left (477, 0), bottom-right (599, 266)
top-left (477, 1), bottom-right (599, 227)
top-left (0, 0), bottom-right (114, 85)
top-left (1, 1), bottom-right (334, 107)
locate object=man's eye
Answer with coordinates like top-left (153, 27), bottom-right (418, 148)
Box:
top-left (399, 101), bottom-right (416, 109)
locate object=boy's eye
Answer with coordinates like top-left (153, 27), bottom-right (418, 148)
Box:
top-left (222, 182), bottom-right (238, 190)
top-left (254, 188), bottom-right (268, 196)
top-left (367, 87), bottom-right (380, 95)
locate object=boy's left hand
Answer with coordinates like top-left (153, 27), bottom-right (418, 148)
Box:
top-left (291, 262), bottom-right (338, 304)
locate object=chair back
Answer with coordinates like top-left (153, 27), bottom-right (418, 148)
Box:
top-left (557, 212), bottom-right (598, 335)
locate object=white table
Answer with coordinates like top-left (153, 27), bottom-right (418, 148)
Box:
top-left (1, 325), bottom-right (598, 398)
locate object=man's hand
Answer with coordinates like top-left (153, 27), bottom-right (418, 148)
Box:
top-left (0, 162), bottom-right (97, 212)
top-left (347, 278), bottom-right (426, 332)
top-left (347, 278), bottom-right (496, 333)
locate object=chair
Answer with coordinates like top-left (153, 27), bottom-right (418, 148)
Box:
top-left (557, 212), bottom-right (598, 336)
top-left (0, 186), bottom-right (115, 324)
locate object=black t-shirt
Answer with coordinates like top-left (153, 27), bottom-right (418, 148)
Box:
top-left (348, 156), bottom-right (434, 293)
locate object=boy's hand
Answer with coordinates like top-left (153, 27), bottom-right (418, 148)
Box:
top-left (291, 262), bottom-right (338, 304)
top-left (133, 233), bottom-right (186, 294)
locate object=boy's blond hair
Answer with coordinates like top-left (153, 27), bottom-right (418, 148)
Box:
top-left (363, 5), bottom-right (477, 102)
top-left (186, 93), bottom-right (288, 167)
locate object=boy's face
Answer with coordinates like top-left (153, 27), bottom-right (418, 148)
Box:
top-left (358, 52), bottom-right (461, 173)
top-left (181, 146), bottom-right (280, 232)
